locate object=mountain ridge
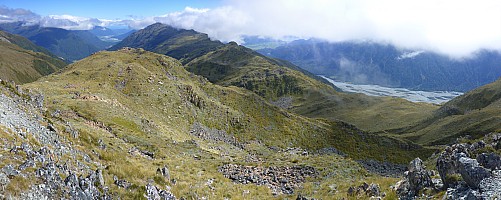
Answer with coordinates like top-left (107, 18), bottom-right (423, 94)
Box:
top-left (0, 48), bottom-right (434, 198)
top-left (111, 23), bottom-right (438, 133)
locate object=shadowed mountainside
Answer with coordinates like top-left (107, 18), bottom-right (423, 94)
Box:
top-left (258, 39), bottom-right (501, 92)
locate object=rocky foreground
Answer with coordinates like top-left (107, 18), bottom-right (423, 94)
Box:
top-left (0, 81), bottom-right (176, 199)
top-left (396, 136), bottom-right (501, 199)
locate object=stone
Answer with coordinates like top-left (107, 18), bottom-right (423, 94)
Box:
top-left (96, 169), bottom-right (105, 187)
top-left (470, 141), bottom-right (486, 151)
top-left (158, 190), bottom-right (177, 200)
top-left (219, 164), bottom-right (317, 195)
top-left (396, 158), bottom-right (433, 199)
top-left (145, 183), bottom-right (161, 200)
top-left (476, 153), bottom-right (501, 170)
top-left (478, 170), bottom-right (501, 198)
top-left (458, 157), bottom-right (491, 189)
top-left (296, 194), bottom-right (308, 200)
top-left (2, 164), bottom-right (20, 176)
top-left (436, 144), bottom-right (469, 187)
top-left (0, 172), bottom-right (10, 190)
top-left (157, 166), bottom-right (171, 180)
top-left (64, 173), bottom-right (79, 187)
top-left (145, 182), bottom-right (177, 200)
top-left (18, 159), bottom-right (36, 171)
top-left (366, 183), bottom-right (380, 197)
top-left (114, 175), bottom-right (131, 189)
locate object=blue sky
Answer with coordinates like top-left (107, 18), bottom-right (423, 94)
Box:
top-left (0, 0), bottom-right (221, 19)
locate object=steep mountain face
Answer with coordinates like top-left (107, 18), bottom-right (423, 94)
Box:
top-left (0, 49), bottom-right (432, 199)
top-left (258, 40), bottom-right (501, 92)
top-left (111, 23), bottom-right (438, 132)
top-left (0, 22), bottom-right (115, 61)
top-left (110, 23), bottom-right (223, 64)
top-left (0, 31), bottom-right (66, 84)
top-left (397, 78), bottom-right (501, 145)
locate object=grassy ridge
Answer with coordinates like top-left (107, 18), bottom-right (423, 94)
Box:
top-left (396, 78), bottom-right (501, 145)
top-left (185, 43), bottom-right (438, 132)
top-left (18, 49), bottom-right (433, 198)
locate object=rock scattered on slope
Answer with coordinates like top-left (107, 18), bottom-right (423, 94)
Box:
top-left (347, 182), bottom-right (384, 199)
top-left (218, 164), bottom-right (317, 195)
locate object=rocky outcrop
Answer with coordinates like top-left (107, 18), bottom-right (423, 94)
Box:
top-left (397, 141), bottom-right (501, 199)
top-left (189, 122), bottom-right (243, 148)
top-left (157, 166), bottom-right (171, 181)
top-left (145, 183), bottom-right (176, 200)
top-left (477, 153), bottom-right (501, 170)
top-left (457, 157), bottom-right (491, 189)
top-left (396, 158), bottom-right (436, 199)
top-left (357, 159), bottom-right (407, 177)
top-left (347, 182), bottom-right (384, 199)
top-left (436, 143), bottom-right (470, 188)
top-left (219, 164), bottom-right (317, 195)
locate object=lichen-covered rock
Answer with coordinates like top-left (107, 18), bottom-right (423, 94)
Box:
top-left (436, 144), bottom-right (469, 187)
top-left (157, 166), bottom-right (171, 181)
top-left (478, 170), bottom-right (501, 198)
top-left (145, 182), bottom-right (176, 200)
top-left (219, 164), bottom-right (317, 195)
top-left (396, 158), bottom-right (433, 199)
top-left (0, 172), bottom-right (9, 193)
top-left (145, 183), bottom-right (161, 200)
top-left (476, 153), bottom-right (501, 170)
top-left (458, 157), bottom-right (491, 189)
top-left (113, 175), bottom-right (131, 189)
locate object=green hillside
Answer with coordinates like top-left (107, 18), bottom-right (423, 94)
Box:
top-left (7, 48), bottom-right (431, 198)
top-left (111, 23), bottom-right (438, 132)
top-left (397, 78), bottom-right (501, 145)
top-left (0, 31), bottom-right (66, 84)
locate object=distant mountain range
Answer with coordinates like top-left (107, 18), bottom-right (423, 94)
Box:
top-left (257, 39), bottom-right (501, 92)
top-left (0, 22), bottom-right (117, 61)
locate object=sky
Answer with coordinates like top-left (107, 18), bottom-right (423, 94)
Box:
top-left (1, 0), bottom-right (501, 57)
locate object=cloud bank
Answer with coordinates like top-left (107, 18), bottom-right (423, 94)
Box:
top-left (167, 0), bottom-right (501, 57)
top-left (2, 0), bottom-right (501, 57)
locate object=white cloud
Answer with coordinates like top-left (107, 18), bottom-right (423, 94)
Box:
top-left (0, 6), bottom-right (40, 23)
top-left (2, 1), bottom-right (501, 57)
top-left (137, 0), bottom-right (501, 58)
top-left (40, 15), bottom-right (118, 30)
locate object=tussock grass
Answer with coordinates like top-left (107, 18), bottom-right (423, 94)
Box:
top-left (16, 49), bottom-right (432, 199)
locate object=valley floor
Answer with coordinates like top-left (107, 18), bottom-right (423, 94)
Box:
top-left (321, 76), bottom-right (463, 104)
